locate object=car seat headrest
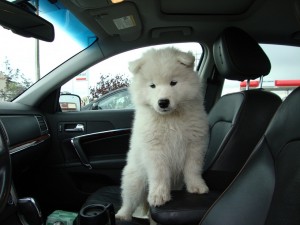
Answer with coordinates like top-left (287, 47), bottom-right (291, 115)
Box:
top-left (213, 27), bottom-right (271, 81)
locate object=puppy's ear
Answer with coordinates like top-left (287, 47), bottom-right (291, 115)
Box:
top-left (129, 58), bottom-right (144, 74)
top-left (177, 51), bottom-right (195, 68)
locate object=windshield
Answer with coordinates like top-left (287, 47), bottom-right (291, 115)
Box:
top-left (0, 0), bottom-right (96, 101)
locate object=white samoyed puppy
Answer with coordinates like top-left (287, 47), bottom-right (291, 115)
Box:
top-left (116, 47), bottom-right (209, 221)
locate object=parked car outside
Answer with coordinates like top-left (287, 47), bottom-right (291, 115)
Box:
top-left (81, 88), bottom-right (132, 110)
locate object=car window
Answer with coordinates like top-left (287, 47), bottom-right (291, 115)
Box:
top-left (98, 89), bottom-right (132, 110)
top-left (61, 42), bottom-right (203, 111)
top-left (221, 44), bottom-right (300, 100)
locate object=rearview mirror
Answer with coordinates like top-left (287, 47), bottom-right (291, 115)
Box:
top-left (0, 1), bottom-right (55, 42)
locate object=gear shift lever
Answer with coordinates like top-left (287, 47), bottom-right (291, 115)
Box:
top-left (18, 197), bottom-right (43, 225)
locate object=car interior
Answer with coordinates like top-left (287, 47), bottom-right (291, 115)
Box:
top-left (0, 0), bottom-right (300, 225)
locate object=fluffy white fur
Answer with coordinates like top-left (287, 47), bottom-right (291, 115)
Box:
top-left (116, 47), bottom-right (209, 221)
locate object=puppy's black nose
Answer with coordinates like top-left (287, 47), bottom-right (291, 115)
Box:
top-left (158, 99), bottom-right (170, 109)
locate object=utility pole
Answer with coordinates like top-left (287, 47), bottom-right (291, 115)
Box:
top-left (35, 0), bottom-right (40, 81)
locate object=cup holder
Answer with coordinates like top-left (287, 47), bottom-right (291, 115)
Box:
top-left (77, 203), bottom-right (115, 225)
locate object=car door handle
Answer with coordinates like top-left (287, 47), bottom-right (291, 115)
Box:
top-left (65, 124), bottom-right (85, 132)
top-left (71, 137), bottom-right (92, 170)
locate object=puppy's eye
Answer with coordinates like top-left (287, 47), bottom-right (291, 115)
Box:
top-left (170, 81), bottom-right (177, 86)
top-left (150, 83), bottom-right (156, 88)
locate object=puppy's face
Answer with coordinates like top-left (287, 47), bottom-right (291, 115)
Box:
top-left (129, 48), bottom-right (200, 115)
top-left (145, 77), bottom-right (189, 115)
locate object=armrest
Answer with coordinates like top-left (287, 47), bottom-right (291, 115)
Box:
top-left (150, 190), bottom-right (220, 225)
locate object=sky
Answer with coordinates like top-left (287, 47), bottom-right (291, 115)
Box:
top-left (261, 44), bottom-right (300, 79)
top-left (0, 25), bottom-right (81, 83)
top-left (0, 27), bottom-right (35, 80)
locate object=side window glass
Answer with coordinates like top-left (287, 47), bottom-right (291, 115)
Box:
top-left (97, 89), bottom-right (132, 110)
top-left (61, 42), bottom-right (203, 111)
top-left (221, 44), bottom-right (300, 100)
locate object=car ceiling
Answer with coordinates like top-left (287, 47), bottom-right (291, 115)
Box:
top-left (60, 0), bottom-right (300, 52)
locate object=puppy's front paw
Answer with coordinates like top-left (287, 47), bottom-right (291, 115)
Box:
top-left (148, 186), bottom-right (171, 207)
top-left (186, 178), bottom-right (209, 194)
top-left (115, 209), bottom-right (132, 221)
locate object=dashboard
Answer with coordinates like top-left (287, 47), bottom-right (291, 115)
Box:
top-left (0, 102), bottom-right (51, 174)
top-left (0, 102), bottom-right (51, 224)
top-left (0, 115), bottom-right (49, 154)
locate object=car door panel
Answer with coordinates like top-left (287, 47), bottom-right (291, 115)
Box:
top-left (72, 128), bottom-right (131, 168)
top-left (43, 110), bottom-right (133, 202)
top-left (63, 128), bottom-right (131, 171)
top-left (59, 129), bottom-right (131, 195)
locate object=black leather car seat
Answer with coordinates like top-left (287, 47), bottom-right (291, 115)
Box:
top-left (200, 86), bottom-right (300, 225)
top-left (80, 27), bottom-right (282, 224)
top-left (203, 27), bottom-right (282, 191)
top-left (0, 121), bottom-right (12, 213)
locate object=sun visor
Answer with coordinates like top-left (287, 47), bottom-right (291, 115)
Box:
top-left (89, 2), bottom-right (142, 41)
